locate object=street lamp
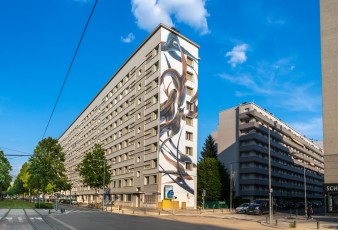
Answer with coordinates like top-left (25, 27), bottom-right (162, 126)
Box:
top-left (268, 127), bottom-right (273, 224)
top-left (303, 153), bottom-right (307, 216)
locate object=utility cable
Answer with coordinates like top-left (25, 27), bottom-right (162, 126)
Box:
top-left (42, 0), bottom-right (98, 139)
top-left (0, 146), bottom-right (33, 155)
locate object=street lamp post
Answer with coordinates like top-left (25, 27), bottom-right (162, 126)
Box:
top-left (230, 163), bottom-right (233, 212)
top-left (102, 156), bottom-right (105, 212)
top-left (268, 127), bottom-right (273, 224)
top-left (303, 153), bottom-right (307, 216)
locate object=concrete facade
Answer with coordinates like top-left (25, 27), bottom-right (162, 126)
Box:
top-left (215, 103), bottom-right (324, 202)
top-left (320, 0), bottom-right (338, 213)
top-left (58, 24), bottom-right (199, 208)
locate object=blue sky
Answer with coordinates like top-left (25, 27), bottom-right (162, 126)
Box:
top-left (0, 0), bottom-right (322, 177)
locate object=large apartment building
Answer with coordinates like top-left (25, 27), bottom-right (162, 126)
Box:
top-left (59, 24), bottom-right (199, 208)
top-left (320, 0), bottom-right (338, 214)
top-left (213, 103), bottom-right (324, 202)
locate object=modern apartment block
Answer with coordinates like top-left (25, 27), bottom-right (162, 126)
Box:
top-left (214, 103), bottom-right (324, 202)
top-left (58, 24), bottom-right (199, 208)
top-left (320, 0), bottom-right (338, 214)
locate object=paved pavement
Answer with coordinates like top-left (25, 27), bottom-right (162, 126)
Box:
top-left (1, 204), bottom-right (337, 229)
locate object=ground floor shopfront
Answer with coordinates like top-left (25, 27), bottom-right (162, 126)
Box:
top-left (325, 183), bottom-right (338, 214)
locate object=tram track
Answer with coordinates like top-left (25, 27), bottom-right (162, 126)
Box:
top-left (0, 208), bottom-right (11, 222)
top-left (24, 208), bottom-right (57, 230)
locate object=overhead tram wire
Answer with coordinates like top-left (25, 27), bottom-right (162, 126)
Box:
top-left (42, 0), bottom-right (98, 139)
top-left (0, 146), bottom-right (33, 156)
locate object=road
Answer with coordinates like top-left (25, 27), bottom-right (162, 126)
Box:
top-left (1, 205), bottom-right (337, 230)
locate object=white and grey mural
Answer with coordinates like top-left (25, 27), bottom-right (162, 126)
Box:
top-left (159, 31), bottom-right (198, 202)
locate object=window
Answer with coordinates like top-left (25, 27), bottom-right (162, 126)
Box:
top-left (137, 142), bottom-right (141, 148)
top-left (151, 159), bottom-right (157, 168)
top-left (137, 156), bottom-right (141, 163)
top-left (152, 143), bottom-right (157, 152)
top-left (186, 102), bottom-right (193, 111)
top-left (137, 171), bottom-right (140, 177)
top-left (138, 69), bottom-right (142, 76)
top-left (126, 194), bottom-right (132, 202)
top-left (186, 87), bottom-right (193, 96)
top-left (137, 98), bottom-right (141, 105)
top-left (138, 83), bottom-right (141, 90)
top-left (187, 56), bottom-right (194, 66)
top-left (153, 112), bottom-right (157, 120)
top-left (137, 127), bottom-right (141, 134)
top-left (153, 62), bottom-right (158, 72)
top-left (186, 117), bottom-right (193, 126)
top-left (186, 147), bottom-right (193, 156)
top-left (144, 176), bottom-right (150, 185)
top-left (186, 132), bottom-right (193, 141)
top-left (187, 71), bottom-right (194, 82)
top-left (138, 113), bottom-right (141, 119)
top-left (186, 162), bottom-right (192, 171)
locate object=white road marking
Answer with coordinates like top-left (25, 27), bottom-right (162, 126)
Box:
top-left (5, 217), bottom-right (13, 221)
top-left (49, 215), bottom-right (78, 230)
top-left (18, 217), bottom-right (23, 223)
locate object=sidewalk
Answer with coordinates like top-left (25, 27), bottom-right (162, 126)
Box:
top-left (76, 204), bottom-right (338, 229)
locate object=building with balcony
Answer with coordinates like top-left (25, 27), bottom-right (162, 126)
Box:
top-left (320, 0), bottom-right (338, 214)
top-left (213, 102), bottom-right (324, 203)
top-left (58, 24), bottom-right (198, 208)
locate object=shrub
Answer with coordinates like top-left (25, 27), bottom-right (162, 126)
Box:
top-left (35, 203), bottom-right (53, 209)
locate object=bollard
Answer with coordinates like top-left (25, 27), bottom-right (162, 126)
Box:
top-left (49, 209), bottom-right (51, 214)
top-left (275, 219), bottom-right (278, 226)
top-left (158, 211), bottom-right (160, 215)
top-left (133, 210), bottom-right (135, 214)
top-left (317, 221), bottom-right (320, 229)
top-left (294, 221), bottom-right (297, 228)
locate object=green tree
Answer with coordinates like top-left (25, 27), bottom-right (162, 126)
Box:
top-left (218, 161), bottom-right (230, 202)
top-left (197, 157), bottom-right (222, 201)
top-left (200, 134), bottom-right (217, 160)
top-left (0, 150), bottom-right (12, 200)
top-left (28, 137), bottom-right (68, 195)
top-left (76, 144), bottom-right (111, 191)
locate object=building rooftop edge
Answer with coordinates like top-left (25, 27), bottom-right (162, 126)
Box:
top-left (220, 102), bottom-right (323, 151)
top-left (58, 24), bottom-right (199, 140)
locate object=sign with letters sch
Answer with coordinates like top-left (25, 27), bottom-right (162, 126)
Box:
top-left (324, 183), bottom-right (338, 192)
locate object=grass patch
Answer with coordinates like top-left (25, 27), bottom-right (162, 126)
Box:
top-left (0, 199), bottom-right (36, 209)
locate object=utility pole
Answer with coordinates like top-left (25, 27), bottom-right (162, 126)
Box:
top-left (230, 163), bottom-right (233, 212)
top-left (268, 127), bottom-right (273, 224)
top-left (303, 153), bottom-right (307, 216)
top-left (102, 156), bottom-right (105, 212)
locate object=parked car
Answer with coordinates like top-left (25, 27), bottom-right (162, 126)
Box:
top-left (246, 204), bottom-right (269, 215)
top-left (235, 203), bottom-right (250, 214)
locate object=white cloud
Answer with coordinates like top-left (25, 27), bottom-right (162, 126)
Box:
top-left (121, 33), bottom-right (135, 43)
top-left (219, 58), bottom-right (321, 113)
top-left (225, 44), bottom-right (249, 67)
top-left (131, 0), bottom-right (210, 35)
top-left (288, 117), bottom-right (323, 140)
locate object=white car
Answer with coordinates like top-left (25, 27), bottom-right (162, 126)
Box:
top-left (235, 203), bottom-right (250, 213)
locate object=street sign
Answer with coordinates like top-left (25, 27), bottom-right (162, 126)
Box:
top-left (167, 190), bottom-right (174, 199)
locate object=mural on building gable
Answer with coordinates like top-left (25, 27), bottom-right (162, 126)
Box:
top-left (159, 32), bottom-right (198, 195)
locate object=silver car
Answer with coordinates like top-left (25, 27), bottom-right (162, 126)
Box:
top-left (235, 203), bottom-right (250, 213)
